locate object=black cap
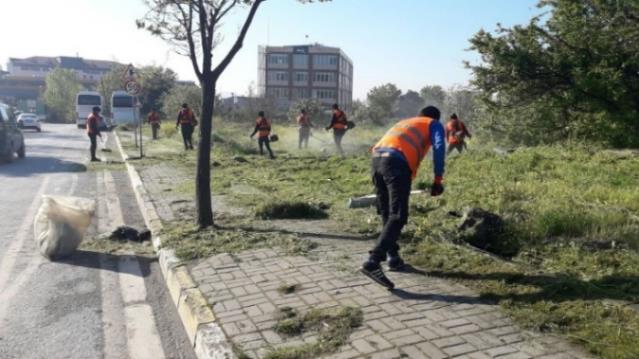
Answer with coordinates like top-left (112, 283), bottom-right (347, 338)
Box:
top-left (332, 104), bottom-right (339, 110)
top-left (182, 103), bottom-right (188, 108)
top-left (451, 113), bottom-right (458, 119)
top-left (301, 109), bottom-right (307, 114)
top-left (420, 106), bottom-right (440, 120)
top-left (92, 106), bottom-right (101, 112)
top-left (258, 111), bottom-right (265, 117)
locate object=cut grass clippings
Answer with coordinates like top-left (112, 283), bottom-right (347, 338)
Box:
top-left (266, 306), bottom-right (363, 359)
top-left (256, 201), bottom-right (329, 220)
top-left (160, 222), bottom-right (317, 261)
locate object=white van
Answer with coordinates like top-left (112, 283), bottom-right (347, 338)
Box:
top-left (111, 91), bottom-right (139, 126)
top-left (75, 91), bottom-right (102, 128)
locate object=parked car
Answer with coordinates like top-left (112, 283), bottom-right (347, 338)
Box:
top-left (17, 113), bottom-right (42, 132)
top-left (0, 103), bottom-right (25, 161)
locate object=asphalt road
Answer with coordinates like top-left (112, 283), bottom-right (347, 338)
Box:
top-left (0, 124), bottom-right (196, 359)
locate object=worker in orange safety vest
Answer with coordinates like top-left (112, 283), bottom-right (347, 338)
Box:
top-left (175, 103), bottom-right (197, 150)
top-left (250, 111), bottom-right (275, 159)
top-left (446, 113), bottom-right (472, 154)
top-left (87, 106), bottom-right (102, 162)
top-left (325, 103), bottom-right (348, 156)
top-left (297, 108), bottom-right (313, 149)
top-left (148, 109), bottom-right (161, 140)
top-left (361, 106), bottom-right (446, 290)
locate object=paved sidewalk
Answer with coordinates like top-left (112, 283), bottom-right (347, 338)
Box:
top-left (134, 161), bottom-right (589, 358)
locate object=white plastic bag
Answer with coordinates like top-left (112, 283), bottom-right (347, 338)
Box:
top-left (33, 195), bottom-right (96, 259)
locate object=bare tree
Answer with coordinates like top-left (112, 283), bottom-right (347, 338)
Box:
top-left (138, 0), bottom-right (326, 228)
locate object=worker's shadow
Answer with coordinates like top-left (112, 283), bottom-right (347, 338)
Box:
top-left (54, 250), bottom-right (154, 278)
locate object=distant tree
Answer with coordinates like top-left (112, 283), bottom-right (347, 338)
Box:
top-left (138, 0), bottom-right (330, 227)
top-left (98, 64), bottom-right (128, 116)
top-left (287, 98), bottom-right (325, 125)
top-left (367, 83), bottom-right (401, 124)
top-left (468, 0), bottom-right (639, 147)
top-left (138, 66), bottom-right (177, 115)
top-left (419, 85), bottom-right (446, 113)
top-left (396, 90), bottom-right (423, 118)
top-left (162, 84), bottom-right (203, 121)
top-left (43, 68), bottom-right (81, 123)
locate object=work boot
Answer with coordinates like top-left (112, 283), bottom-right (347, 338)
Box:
top-left (90, 157), bottom-right (100, 162)
top-left (388, 256), bottom-right (407, 272)
top-left (361, 260), bottom-right (394, 290)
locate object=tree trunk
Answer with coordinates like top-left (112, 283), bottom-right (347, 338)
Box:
top-left (196, 77), bottom-right (215, 228)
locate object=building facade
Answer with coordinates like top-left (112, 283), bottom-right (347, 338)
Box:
top-left (258, 44), bottom-right (353, 111)
top-left (1, 56), bottom-right (122, 114)
top-left (6, 56), bottom-right (120, 82)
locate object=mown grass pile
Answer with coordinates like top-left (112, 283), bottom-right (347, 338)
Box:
top-left (127, 118), bottom-right (639, 357)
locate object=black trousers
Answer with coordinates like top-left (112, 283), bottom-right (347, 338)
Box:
top-left (333, 129), bottom-right (346, 155)
top-left (88, 133), bottom-right (97, 159)
top-left (181, 125), bottom-right (194, 149)
top-left (370, 156), bottom-right (412, 262)
top-left (258, 137), bottom-right (274, 158)
top-left (151, 123), bottom-right (160, 140)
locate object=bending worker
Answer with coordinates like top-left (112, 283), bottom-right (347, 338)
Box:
top-left (250, 111), bottom-right (275, 159)
top-left (325, 103), bottom-right (348, 156)
top-left (361, 106), bottom-right (446, 290)
top-left (297, 108), bottom-right (313, 149)
top-left (87, 106), bottom-right (102, 162)
top-left (175, 103), bottom-right (196, 150)
top-left (446, 113), bottom-right (471, 154)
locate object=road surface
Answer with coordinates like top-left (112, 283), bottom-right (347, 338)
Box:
top-left (0, 124), bottom-right (196, 359)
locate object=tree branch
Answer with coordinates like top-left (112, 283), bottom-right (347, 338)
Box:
top-left (212, 0), bottom-right (265, 79)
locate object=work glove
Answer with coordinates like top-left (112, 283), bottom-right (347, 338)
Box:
top-left (430, 176), bottom-right (444, 197)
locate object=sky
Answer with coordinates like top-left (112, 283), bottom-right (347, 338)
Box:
top-left (1, 0), bottom-right (541, 99)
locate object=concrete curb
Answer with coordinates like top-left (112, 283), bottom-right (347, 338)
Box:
top-left (114, 131), bottom-right (235, 359)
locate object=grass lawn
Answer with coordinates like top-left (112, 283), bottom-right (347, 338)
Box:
top-left (121, 118), bottom-right (639, 358)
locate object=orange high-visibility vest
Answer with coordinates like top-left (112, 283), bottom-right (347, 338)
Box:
top-left (178, 109), bottom-right (194, 125)
top-left (446, 119), bottom-right (463, 144)
top-left (373, 116), bottom-right (436, 179)
top-left (333, 110), bottom-right (347, 129)
top-left (256, 117), bottom-right (271, 138)
top-left (297, 114), bottom-right (310, 127)
top-left (87, 113), bottom-right (100, 134)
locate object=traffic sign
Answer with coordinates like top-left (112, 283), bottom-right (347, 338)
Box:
top-left (125, 80), bottom-right (141, 96)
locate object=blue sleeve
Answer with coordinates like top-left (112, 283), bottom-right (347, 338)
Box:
top-left (429, 121), bottom-right (445, 178)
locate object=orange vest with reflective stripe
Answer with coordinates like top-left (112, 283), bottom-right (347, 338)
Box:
top-left (178, 109), bottom-right (194, 125)
top-left (373, 116), bottom-right (435, 179)
top-left (333, 110), bottom-right (347, 129)
top-left (256, 117), bottom-right (271, 138)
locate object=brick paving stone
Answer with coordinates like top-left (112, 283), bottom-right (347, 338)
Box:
top-left (351, 338), bottom-right (377, 354)
top-left (416, 341), bottom-right (448, 359)
top-left (432, 336), bottom-right (465, 349)
top-left (370, 348), bottom-right (402, 359)
top-left (443, 343), bottom-right (477, 357)
top-left (399, 345), bottom-right (425, 359)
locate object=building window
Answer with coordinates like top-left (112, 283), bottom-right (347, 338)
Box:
top-left (313, 89), bottom-right (336, 100)
top-left (267, 71), bottom-right (288, 82)
top-left (314, 72), bottom-right (336, 83)
top-left (313, 54), bottom-right (338, 67)
top-left (267, 54), bottom-right (288, 66)
top-left (267, 87), bottom-right (289, 99)
top-left (294, 72), bottom-right (308, 83)
top-left (292, 54), bottom-right (309, 68)
top-left (293, 88), bottom-right (310, 99)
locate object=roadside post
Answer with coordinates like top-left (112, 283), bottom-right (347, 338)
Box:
top-left (122, 64), bottom-right (143, 158)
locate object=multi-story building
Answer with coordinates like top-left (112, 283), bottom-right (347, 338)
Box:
top-left (6, 56), bottom-right (120, 82)
top-left (258, 44), bottom-right (353, 111)
top-left (1, 56), bottom-right (122, 114)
